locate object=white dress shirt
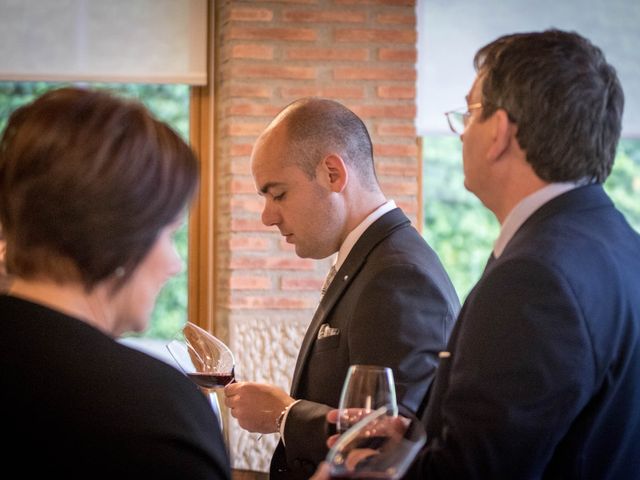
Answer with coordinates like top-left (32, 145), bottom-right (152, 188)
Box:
top-left (493, 182), bottom-right (580, 258)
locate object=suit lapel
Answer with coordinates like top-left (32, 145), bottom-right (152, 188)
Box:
top-left (289, 208), bottom-right (411, 395)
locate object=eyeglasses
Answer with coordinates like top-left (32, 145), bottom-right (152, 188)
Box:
top-left (444, 102), bottom-right (483, 135)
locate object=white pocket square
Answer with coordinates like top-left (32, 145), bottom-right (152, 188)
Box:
top-left (317, 323), bottom-right (340, 339)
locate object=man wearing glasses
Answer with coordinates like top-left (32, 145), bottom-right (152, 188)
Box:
top-left (313, 28), bottom-right (640, 480)
top-left (415, 29), bottom-right (640, 478)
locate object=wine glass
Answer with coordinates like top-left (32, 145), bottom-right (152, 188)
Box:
top-left (166, 322), bottom-right (236, 458)
top-left (337, 365), bottom-right (398, 434)
top-left (166, 321), bottom-right (236, 388)
top-left (326, 405), bottom-right (426, 479)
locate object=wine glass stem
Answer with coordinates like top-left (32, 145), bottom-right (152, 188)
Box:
top-left (209, 389), bottom-right (233, 464)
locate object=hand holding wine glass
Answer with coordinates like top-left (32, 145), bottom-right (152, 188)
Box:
top-left (325, 405), bottom-right (426, 479)
top-left (337, 365), bottom-right (398, 434)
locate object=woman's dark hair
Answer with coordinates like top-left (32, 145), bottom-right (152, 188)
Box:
top-left (0, 87), bottom-right (198, 291)
top-left (474, 29), bottom-right (624, 183)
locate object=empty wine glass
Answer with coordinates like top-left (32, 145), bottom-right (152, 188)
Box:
top-left (337, 365), bottom-right (398, 434)
top-left (326, 405), bottom-right (426, 479)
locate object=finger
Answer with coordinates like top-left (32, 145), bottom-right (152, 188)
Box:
top-left (326, 409), bottom-right (339, 423)
top-left (224, 381), bottom-right (241, 395)
top-left (326, 433), bottom-right (340, 448)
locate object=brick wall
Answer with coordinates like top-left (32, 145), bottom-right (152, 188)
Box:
top-left (213, 0), bottom-right (419, 471)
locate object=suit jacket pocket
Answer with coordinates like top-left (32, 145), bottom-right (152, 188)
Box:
top-left (313, 334), bottom-right (340, 353)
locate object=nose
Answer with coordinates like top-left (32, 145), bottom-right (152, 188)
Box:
top-left (261, 199), bottom-right (280, 227)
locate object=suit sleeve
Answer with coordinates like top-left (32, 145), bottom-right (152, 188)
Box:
top-left (283, 261), bottom-right (457, 469)
top-left (416, 258), bottom-right (596, 479)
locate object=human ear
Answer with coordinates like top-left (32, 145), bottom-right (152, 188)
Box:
top-left (486, 109), bottom-right (514, 162)
top-left (318, 154), bottom-right (348, 193)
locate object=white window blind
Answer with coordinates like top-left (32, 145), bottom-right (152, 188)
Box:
top-left (0, 0), bottom-right (207, 85)
top-left (417, 0), bottom-right (640, 137)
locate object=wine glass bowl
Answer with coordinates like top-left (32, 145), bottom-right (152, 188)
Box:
top-left (327, 405), bottom-right (426, 479)
top-left (166, 322), bottom-right (236, 388)
top-left (337, 365), bottom-right (398, 434)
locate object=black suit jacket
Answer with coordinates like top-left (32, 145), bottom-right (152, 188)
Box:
top-left (1, 295), bottom-right (231, 480)
top-left (414, 185), bottom-right (640, 479)
top-left (270, 208), bottom-right (460, 479)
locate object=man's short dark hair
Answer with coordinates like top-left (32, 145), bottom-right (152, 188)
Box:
top-left (474, 29), bottom-right (624, 183)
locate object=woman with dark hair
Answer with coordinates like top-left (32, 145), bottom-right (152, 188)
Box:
top-left (0, 87), bottom-right (230, 479)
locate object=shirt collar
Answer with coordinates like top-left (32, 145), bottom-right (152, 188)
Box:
top-left (493, 182), bottom-right (579, 258)
top-left (332, 200), bottom-right (396, 271)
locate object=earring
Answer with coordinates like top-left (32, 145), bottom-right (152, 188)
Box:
top-left (114, 266), bottom-right (126, 278)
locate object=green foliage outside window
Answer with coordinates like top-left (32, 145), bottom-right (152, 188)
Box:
top-left (0, 82), bottom-right (190, 339)
top-left (423, 135), bottom-right (640, 302)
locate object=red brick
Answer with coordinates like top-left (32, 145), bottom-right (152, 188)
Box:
top-left (379, 48), bottom-right (416, 62)
top-left (285, 47), bottom-right (368, 61)
top-left (376, 162), bottom-right (419, 176)
top-left (281, 277), bottom-right (324, 290)
top-left (334, 67), bottom-right (415, 81)
top-left (231, 218), bottom-right (268, 232)
top-left (335, 28), bottom-right (415, 44)
top-left (374, 143), bottom-right (418, 157)
top-left (228, 7), bottom-right (274, 22)
top-left (229, 235), bottom-right (270, 251)
top-left (229, 296), bottom-right (317, 310)
top-left (230, 160), bottom-right (251, 175)
top-left (396, 200), bottom-right (418, 215)
top-left (376, 123), bottom-right (416, 137)
top-left (377, 85), bottom-right (415, 99)
top-left (380, 179), bottom-right (418, 195)
top-left (335, 0), bottom-right (415, 5)
top-left (280, 85), bottom-right (365, 99)
top-left (230, 179), bottom-right (257, 194)
top-left (230, 65), bottom-right (316, 80)
top-left (231, 197), bottom-right (264, 214)
top-left (227, 84), bottom-right (272, 98)
top-left (249, 0), bottom-right (318, 3)
top-left (226, 122), bottom-right (267, 137)
top-left (227, 103), bottom-right (282, 117)
top-left (230, 143), bottom-right (254, 156)
top-left (351, 105), bottom-right (415, 119)
top-left (230, 44), bottom-right (274, 60)
top-left (230, 256), bottom-right (315, 270)
top-left (230, 275), bottom-right (272, 290)
top-left (376, 13), bottom-right (415, 25)
top-left (227, 27), bottom-right (316, 42)
top-left (283, 9), bottom-right (365, 23)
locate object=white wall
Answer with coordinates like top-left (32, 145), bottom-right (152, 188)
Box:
top-left (417, 0), bottom-right (640, 137)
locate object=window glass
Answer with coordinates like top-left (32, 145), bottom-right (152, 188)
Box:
top-left (423, 135), bottom-right (640, 301)
top-left (0, 81), bottom-right (190, 340)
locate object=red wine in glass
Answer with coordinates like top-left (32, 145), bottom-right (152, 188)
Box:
top-left (187, 368), bottom-right (235, 388)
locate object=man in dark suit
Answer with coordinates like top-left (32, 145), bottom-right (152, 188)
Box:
top-left (404, 29), bottom-right (640, 478)
top-left (224, 98), bottom-right (460, 479)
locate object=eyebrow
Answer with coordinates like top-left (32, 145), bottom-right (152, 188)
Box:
top-left (259, 181), bottom-right (286, 195)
